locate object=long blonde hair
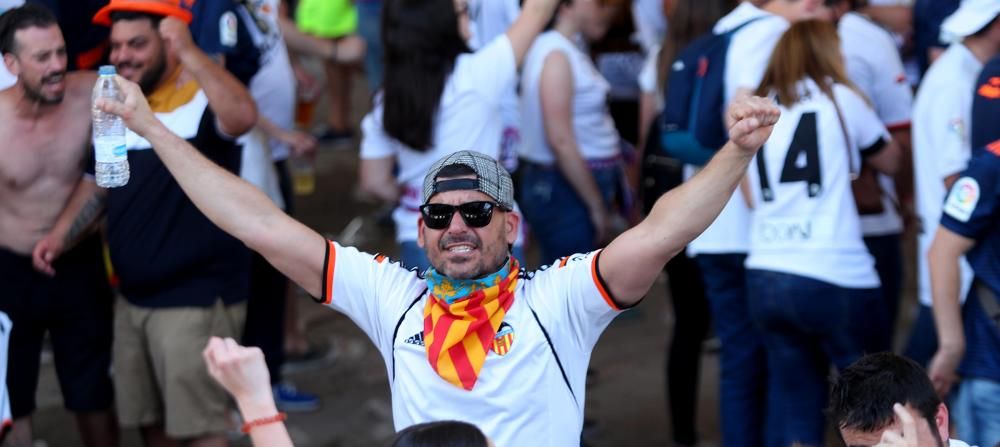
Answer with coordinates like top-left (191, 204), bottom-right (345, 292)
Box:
top-left (755, 19), bottom-right (867, 107)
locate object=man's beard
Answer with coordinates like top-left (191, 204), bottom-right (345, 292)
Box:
top-left (22, 71), bottom-right (65, 105)
top-left (136, 53), bottom-right (166, 94)
top-left (431, 232), bottom-right (508, 280)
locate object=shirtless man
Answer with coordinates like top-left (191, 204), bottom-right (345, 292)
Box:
top-left (0, 5), bottom-right (117, 447)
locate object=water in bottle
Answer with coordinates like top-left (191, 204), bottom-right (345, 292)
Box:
top-left (93, 65), bottom-right (129, 188)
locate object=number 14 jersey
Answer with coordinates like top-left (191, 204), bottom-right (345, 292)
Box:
top-left (746, 80), bottom-right (889, 288)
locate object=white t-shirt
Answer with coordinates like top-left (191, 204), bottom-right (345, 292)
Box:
top-left (360, 36), bottom-right (517, 243)
top-left (839, 11), bottom-right (913, 236)
top-left (0, 312), bottom-right (11, 431)
top-left (239, 0), bottom-right (295, 162)
top-left (519, 31), bottom-right (621, 165)
top-left (746, 81), bottom-right (886, 288)
top-left (320, 242), bottom-right (622, 447)
top-left (912, 43), bottom-right (978, 305)
top-left (688, 2), bottom-right (788, 256)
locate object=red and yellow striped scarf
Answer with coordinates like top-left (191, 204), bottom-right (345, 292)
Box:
top-left (423, 260), bottom-right (519, 390)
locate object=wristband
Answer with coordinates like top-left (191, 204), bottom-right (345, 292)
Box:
top-left (241, 412), bottom-right (287, 433)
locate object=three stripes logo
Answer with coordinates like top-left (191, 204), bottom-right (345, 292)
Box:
top-left (491, 322), bottom-right (515, 356)
top-left (404, 331), bottom-right (425, 347)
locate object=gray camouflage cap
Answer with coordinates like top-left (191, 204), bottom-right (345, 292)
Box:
top-left (422, 151), bottom-right (515, 210)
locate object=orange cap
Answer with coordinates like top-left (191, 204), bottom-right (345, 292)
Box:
top-left (93, 0), bottom-right (194, 26)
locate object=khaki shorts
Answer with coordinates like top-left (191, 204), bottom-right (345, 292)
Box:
top-left (113, 297), bottom-right (246, 438)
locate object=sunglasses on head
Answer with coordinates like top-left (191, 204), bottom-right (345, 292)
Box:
top-left (419, 201), bottom-right (505, 230)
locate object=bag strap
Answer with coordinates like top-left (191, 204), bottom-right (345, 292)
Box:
top-left (391, 288), bottom-right (429, 381)
top-left (828, 87), bottom-right (859, 180)
top-left (831, 87), bottom-right (905, 214)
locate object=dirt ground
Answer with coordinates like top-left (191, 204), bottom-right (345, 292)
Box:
top-left (27, 76), bottom-right (920, 447)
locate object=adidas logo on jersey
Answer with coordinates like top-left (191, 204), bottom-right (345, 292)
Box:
top-left (404, 331), bottom-right (425, 347)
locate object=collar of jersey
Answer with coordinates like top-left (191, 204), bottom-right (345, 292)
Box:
top-left (146, 67), bottom-right (200, 114)
top-left (424, 258), bottom-right (513, 305)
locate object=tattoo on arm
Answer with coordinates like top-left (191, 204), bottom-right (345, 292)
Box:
top-left (63, 191), bottom-right (107, 246)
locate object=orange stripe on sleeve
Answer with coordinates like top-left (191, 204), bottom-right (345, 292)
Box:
top-left (590, 250), bottom-right (620, 311)
top-left (321, 240), bottom-right (336, 305)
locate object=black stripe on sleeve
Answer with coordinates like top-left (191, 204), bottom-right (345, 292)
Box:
top-left (860, 138), bottom-right (888, 159)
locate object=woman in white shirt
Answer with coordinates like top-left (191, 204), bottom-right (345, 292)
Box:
top-left (518, 0), bottom-right (622, 264)
top-left (358, 0), bottom-right (559, 271)
top-left (743, 20), bottom-right (900, 447)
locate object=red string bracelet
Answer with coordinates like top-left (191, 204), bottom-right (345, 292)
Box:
top-left (241, 412), bottom-right (287, 433)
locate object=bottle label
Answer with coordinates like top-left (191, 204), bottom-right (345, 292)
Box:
top-left (94, 136), bottom-right (127, 162)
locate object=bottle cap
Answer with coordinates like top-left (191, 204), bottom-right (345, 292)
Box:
top-left (98, 65), bottom-right (116, 76)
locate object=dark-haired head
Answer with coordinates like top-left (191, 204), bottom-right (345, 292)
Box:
top-left (391, 421), bottom-right (490, 447)
top-left (0, 3), bottom-right (57, 55)
top-left (380, 0), bottom-right (471, 151)
top-left (0, 4), bottom-right (67, 104)
top-left (829, 352), bottom-right (949, 447)
top-left (107, 10), bottom-right (170, 93)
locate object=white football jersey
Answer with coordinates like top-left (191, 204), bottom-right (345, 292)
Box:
top-left (319, 242), bottom-right (622, 447)
top-left (839, 11), bottom-right (913, 237)
top-left (911, 43), bottom-right (979, 306)
top-left (746, 81), bottom-right (888, 288)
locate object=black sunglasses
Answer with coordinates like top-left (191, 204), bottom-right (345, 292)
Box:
top-left (419, 201), bottom-right (504, 230)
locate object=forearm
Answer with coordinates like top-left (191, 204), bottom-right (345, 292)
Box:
top-left (279, 16), bottom-right (334, 59)
top-left (506, 0), bottom-right (558, 65)
top-left (145, 124), bottom-right (279, 246)
top-left (929, 237), bottom-right (966, 353)
top-left (551, 143), bottom-right (606, 213)
top-left (257, 115), bottom-right (287, 141)
top-left (143, 122), bottom-right (326, 295)
top-left (180, 50), bottom-right (257, 135)
top-left (359, 157), bottom-right (400, 203)
top-left (600, 142), bottom-right (752, 304)
top-left (236, 397), bottom-right (293, 447)
top-left (891, 129), bottom-right (914, 205)
top-left (51, 178), bottom-right (107, 248)
top-left (642, 142), bottom-right (752, 256)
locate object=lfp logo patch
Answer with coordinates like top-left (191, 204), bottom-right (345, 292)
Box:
top-left (492, 322), bottom-right (515, 356)
top-left (943, 177), bottom-right (980, 223)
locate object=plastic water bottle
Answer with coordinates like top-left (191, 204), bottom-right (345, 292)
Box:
top-left (93, 65), bottom-right (129, 188)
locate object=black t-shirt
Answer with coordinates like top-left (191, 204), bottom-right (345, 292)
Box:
top-left (88, 102), bottom-right (249, 307)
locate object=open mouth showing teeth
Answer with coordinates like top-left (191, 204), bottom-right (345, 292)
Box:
top-left (447, 245), bottom-right (476, 253)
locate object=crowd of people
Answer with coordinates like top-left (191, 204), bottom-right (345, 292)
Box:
top-left (0, 0), bottom-right (998, 446)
